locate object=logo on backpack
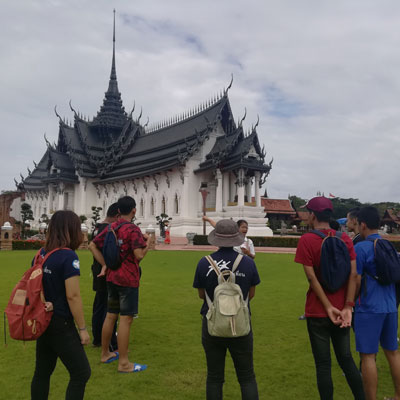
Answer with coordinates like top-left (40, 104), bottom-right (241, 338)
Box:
top-left (311, 230), bottom-right (351, 293)
top-left (366, 238), bottom-right (400, 285)
top-left (5, 248), bottom-right (64, 341)
top-left (102, 222), bottom-right (130, 271)
top-left (204, 254), bottom-right (250, 338)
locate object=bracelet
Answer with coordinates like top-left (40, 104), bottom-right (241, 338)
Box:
top-left (345, 301), bottom-right (355, 307)
top-left (78, 326), bottom-right (87, 331)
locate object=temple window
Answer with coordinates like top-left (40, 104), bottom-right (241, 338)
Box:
top-left (162, 196), bottom-right (166, 214)
top-left (174, 194), bottom-right (179, 214)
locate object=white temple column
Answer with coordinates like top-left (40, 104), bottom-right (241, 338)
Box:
top-left (246, 178), bottom-right (252, 203)
top-left (229, 173), bottom-right (236, 203)
top-left (47, 184), bottom-right (53, 214)
top-left (79, 178), bottom-right (87, 216)
top-left (215, 169), bottom-right (223, 212)
top-left (237, 169), bottom-right (245, 207)
top-left (254, 171), bottom-right (261, 207)
top-left (181, 167), bottom-right (190, 217)
top-left (223, 172), bottom-right (229, 207)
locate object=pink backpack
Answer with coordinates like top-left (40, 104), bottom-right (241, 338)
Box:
top-left (5, 248), bottom-right (62, 341)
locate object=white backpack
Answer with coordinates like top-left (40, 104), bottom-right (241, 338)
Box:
top-left (205, 254), bottom-right (250, 338)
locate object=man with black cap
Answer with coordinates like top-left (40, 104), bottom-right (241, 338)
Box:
top-left (193, 219), bottom-right (260, 400)
top-left (295, 197), bottom-right (364, 400)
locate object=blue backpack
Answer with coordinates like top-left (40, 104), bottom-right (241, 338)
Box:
top-left (311, 230), bottom-right (351, 293)
top-left (366, 238), bottom-right (400, 285)
top-left (102, 222), bottom-right (130, 271)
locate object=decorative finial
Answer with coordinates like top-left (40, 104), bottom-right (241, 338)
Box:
top-left (69, 100), bottom-right (78, 118)
top-left (225, 73), bottom-right (233, 95)
top-left (239, 108), bottom-right (247, 126)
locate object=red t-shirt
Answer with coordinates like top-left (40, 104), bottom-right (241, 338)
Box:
top-left (93, 219), bottom-right (147, 288)
top-left (294, 229), bottom-right (356, 318)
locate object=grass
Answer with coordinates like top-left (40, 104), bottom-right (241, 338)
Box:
top-left (0, 250), bottom-right (397, 399)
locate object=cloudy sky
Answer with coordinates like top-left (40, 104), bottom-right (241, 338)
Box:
top-left (1, 0), bottom-right (399, 203)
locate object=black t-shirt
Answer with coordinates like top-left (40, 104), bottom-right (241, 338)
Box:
top-left (91, 222), bottom-right (109, 292)
top-left (193, 247), bottom-right (261, 315)
top-left (37, 248), bottom-right (80, 320)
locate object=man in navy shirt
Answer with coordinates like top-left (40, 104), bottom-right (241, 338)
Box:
top-left (193, 219), bottom-right (260, 400)
top-left (354, 206), bottom-right (400, 400)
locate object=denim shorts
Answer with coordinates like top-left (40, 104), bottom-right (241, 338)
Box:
top-left (355, 312), bottom-right (398, 354)
top-left (107, 282), bottom-right (138, 316)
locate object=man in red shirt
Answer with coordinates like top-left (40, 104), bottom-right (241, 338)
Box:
top-left (295, 197), bottom-right (364, 400)
top-left (89, 196), bottom-right (149, 373)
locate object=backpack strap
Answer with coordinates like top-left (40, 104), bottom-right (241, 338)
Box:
top-left (310, 230), bottom-right (327, 239)
top-left (231, 254), bottom-right (243, 273)
top-left (205, 255), bottom-right (220, 277)
top-left (204, 256), bottom-right (220, 310)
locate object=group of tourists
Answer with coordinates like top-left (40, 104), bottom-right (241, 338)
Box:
top-left (295, 197), bottom-right (400, 400)
top-left (27, 194), bottom-right (400, 400)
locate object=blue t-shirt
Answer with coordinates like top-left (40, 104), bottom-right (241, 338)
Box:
top-left (355, 234), bottom-right (396, 313)
top-left (36, 249), bottom-right (81, 319)
top-left (193, 248), bottom-right (261, 315)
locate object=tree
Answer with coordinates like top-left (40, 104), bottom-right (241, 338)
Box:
top-left (39, 213), bottom-right (49, 224)
top-left (155, 213), bottom-right (172, 238)
top-left (91, 206), bottom-right (103, 233)
top-left (20, 203), bottom-right (34, 239)
top-left (289, 195), bottom-right (306, 210)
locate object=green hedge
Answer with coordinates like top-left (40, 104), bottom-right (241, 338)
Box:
top-left (12, 240), bottom-right (45, 250)
top-left (193, 235), bottom-right (400, 250)
top-left (193, 235), bottom-right (300, 248)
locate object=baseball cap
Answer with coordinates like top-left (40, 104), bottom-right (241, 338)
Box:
top-left (302, 196), bottom-right (333, 213)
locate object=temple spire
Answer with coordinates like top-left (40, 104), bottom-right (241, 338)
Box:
top-left (108, 9), bottom-right (118, 92)
top-left (92, 9), bottom-right (127, 130)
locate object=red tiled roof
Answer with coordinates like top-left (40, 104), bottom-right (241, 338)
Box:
top-left (382, 209), bottom-right (400, 224)
top-left (261, 198), bottom-right (296, 215)
top-left (295, 211), bottom-right (310, 222)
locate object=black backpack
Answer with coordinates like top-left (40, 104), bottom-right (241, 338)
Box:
top-left (365, 238), bottom-right (400, 285)
top-left (102, 221), bottom-right (131, 271)
top-left (311, 230), bottom-right (351, 293)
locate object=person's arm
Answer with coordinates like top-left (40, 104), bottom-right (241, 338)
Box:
top-left (198, 288), bottom-right (205, 299)
top-left (340, 259), bottom-right (358, 327)
top-left (303, 264), bottom-right (341, 325)
top-left (88, 241), bottom-right (107, 276)
top-left (249, 285), bottom-right (256, 300)
top-left (65, 276), bottom-right (90, 345)
top-left (202, 216), bottom-right (216, 228)
top-left (133, 241), bottom-right (150, 261)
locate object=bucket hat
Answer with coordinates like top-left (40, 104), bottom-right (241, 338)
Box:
top-left (208, 219), bottom-right (245, 247)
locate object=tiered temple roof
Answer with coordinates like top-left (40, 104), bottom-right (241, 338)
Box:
top-left (18, 15), bottom-right (272, 191)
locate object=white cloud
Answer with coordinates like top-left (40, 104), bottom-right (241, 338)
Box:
top-left (0, 0), bottom-right (399, 203)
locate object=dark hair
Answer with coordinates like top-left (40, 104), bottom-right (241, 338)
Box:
top-left (106, 202), bottom-right (120, 218)
top-left (45, 210), bottom-right (83, 251)
top-left (329, 219), bottom-right (340, 230)
top-left (237, 219), bottom-right (248, 227)
top-left (347, 207), bottom-right (360, 220)
top-left (117, 196), bottom-right (136, 215)
top-left (357, 206), bottom-right (380, 230)
top-left (308, 208), bottom-right (332, 223)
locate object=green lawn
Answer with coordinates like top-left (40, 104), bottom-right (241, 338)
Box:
top-left (0, 250), bottom-right (396, 399)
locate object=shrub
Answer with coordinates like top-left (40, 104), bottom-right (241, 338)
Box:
top-left (193, 235), bottom-right (300, 247)
top-left (12, 240), bottom-right (45, 250)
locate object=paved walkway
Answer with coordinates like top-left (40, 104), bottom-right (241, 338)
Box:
top-left (154, 236), bottom-right (296, 254)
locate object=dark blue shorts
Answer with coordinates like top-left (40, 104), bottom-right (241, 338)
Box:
top-left (107, 282), bottom-right (138, 316)
top-left (354, 312), bottom-right (398, 354)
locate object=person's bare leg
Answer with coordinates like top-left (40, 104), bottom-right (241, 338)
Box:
top-left (361, 353), bottom-right (378, 400)
top-left (100, 312), bottom-right (119, 362)
top-left (383, 349), bottom-right (400, 400)
top-left (117, 315), bottom-right (134, 372)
